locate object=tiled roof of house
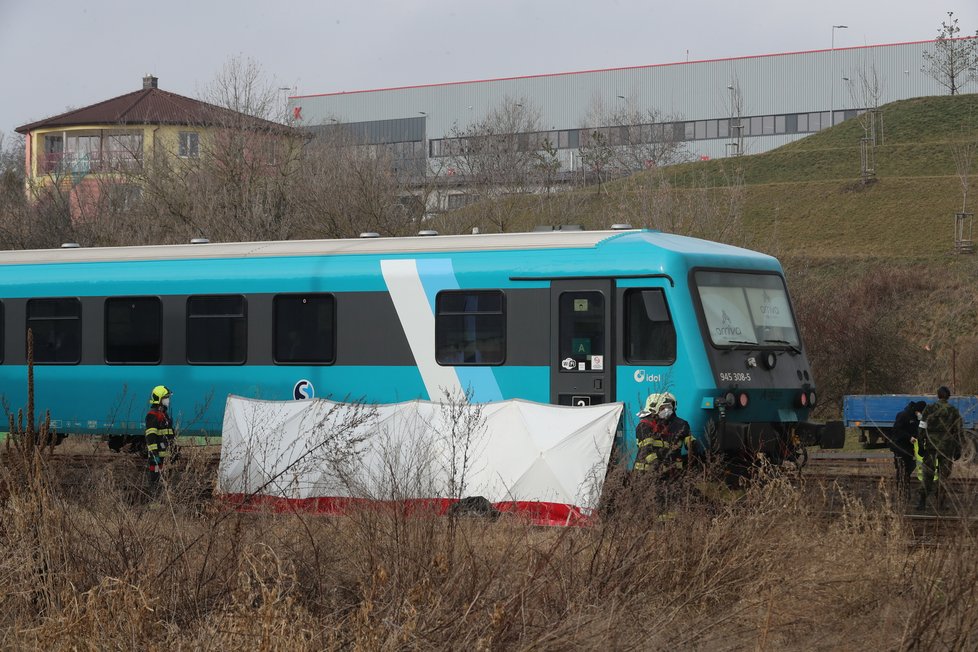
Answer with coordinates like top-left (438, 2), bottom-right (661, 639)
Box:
top-left (16, 78), bottom-right (288, 134)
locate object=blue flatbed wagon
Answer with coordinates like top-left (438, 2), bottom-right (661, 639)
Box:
top-left (843, 394), bottom-right (978, 460)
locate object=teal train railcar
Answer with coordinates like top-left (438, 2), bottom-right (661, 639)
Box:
top-left (0, 229), bottom-right (826, 463)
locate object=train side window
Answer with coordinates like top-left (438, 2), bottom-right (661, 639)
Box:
top-left (273, 294), bottom-right (335, 364)
top-left (436, 290), bottom-right (505, 365)
top-left (0, 301), bottom-right (4, 363)
top-left (624, 289), bottom-right (676, 364)
top-left (26, 298), bottom-right (81, 364)
top-left (105, 297), bottom-right (162, 364)
top-left (187, 295), bottom-right (246, 364)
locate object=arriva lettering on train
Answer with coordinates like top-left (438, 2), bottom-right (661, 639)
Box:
top-left (761, 290), bottom-right (780, 315)
top-left (715, 325), bottom-right (744, 337)
top-left (715, 309), bottom-right (743, 337)
top-left (633, 370), bottom-right (663, 384)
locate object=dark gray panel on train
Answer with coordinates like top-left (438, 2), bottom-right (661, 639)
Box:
top-left (3, 299), bottom-right (24, 363)
top-left (505, 289), bottom-right (549, 366)
top-left (161, 296), bottom-right (187, 364)
top-left (335, 292), bottom-right (414, 366)
top-left (81, 297), bottom-right (103, 365)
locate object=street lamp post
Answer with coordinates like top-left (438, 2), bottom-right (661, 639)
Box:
top-left (830, 25), bottom-right (848, 126)
top-left (278, 86), bottom-right (292, 122)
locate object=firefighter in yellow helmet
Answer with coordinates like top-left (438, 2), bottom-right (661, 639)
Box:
top-left (634, 391), bottom-right (693, 478)
top-left (145, 385), bottom-right (175, 490)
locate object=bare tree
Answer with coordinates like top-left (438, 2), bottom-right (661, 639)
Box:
top-left (129, 74), bottom-right (418, 245)
top-left (576, 100), bottom-right (616, 193)
top-left (848, 54), bottom-right (885, 123)
top-left (578, 98), bottom-right (689, 193)
top-left (609, 101), bottom-right (688, 171)
top-left (949, 120), bottom-right (977, 253)
top-left (291, 129), bottom-right (417, 238)
top-left (0, 132), bottom-right (24, 227)
top-left (722, 79), bottom-right (747, 158)
top-left (617, 164), bottom-right (746, 244)
top-left (105, 56), bottom-right (309, 244)
top-left (845, 55), bottom-right (886, 181)
top-left (445, 98), bottom-right (542, 188)
top-left (530, 137), bottom-right (562, 195)
top-left (950, 138), bottom-right (977, 214)
top-left (0, 129), bottom-right (79, 249)
top-left (0, 132), bottom-right (33, 248)
top-left (922, 12), bottom-right (978, 96)
top-left (0, 132), bottom-right (25, 183)
top-left (198, 56), bottom-right (281, 122)
top-left (443, 97), bottom-right (544, 231)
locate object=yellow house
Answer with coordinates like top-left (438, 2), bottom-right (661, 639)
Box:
top-left (15, 75), bottom-right (293, 218)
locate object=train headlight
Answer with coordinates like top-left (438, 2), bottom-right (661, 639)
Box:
top-left (796, 391), bottom-right (808, 408)
top-left (763, 351), bottom-right (777, 369)
top-left (808, 391), bottom-right (817, 408)
top-left (720, 391), bottom-right (750, 409)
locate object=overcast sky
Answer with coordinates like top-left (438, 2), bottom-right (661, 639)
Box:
top-left (2, 0), bottom-right (977, 140)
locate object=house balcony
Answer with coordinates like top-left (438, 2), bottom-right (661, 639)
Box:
top-left (38, 151), bottom-right (143, 176)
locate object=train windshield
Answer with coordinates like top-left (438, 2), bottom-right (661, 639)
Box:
top-left (694, 271), bottom-right (800, 348)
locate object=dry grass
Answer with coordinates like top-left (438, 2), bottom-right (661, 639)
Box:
top-left (1, 449), bottom-right (977, 651)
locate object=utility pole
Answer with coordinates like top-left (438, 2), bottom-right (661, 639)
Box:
top-left (830, 25), bottom-right (848, 126)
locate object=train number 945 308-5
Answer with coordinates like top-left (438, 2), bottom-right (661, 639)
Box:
top-left (719, 372), bottom-right (752, 382)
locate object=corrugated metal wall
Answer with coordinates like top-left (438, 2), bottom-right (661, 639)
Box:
top-left (289, 40), bottom-right (963, 159)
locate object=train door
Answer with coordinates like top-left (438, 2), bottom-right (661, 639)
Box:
top-left (550, 280), bottom-right (614, 407)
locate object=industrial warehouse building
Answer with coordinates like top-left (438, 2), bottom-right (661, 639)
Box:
top-left (288, 38), bottom-right (966, 210)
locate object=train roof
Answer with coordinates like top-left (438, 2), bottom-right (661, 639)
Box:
top-left (0, 229), bottom-right (774, 266)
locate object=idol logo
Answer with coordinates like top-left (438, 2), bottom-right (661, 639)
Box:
top-left (633, 370), bottom-right (662, 384)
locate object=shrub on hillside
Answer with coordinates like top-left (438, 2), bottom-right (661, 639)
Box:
top-left (792, 268), bottom-right (923, 414)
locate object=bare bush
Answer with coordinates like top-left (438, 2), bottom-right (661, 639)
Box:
top-left (441, 97), bottom-right (547, 232)
top-left (290, 131), bottom-right (419, 239)
top-left (578, 98), bottom-right (689, 192)
top-left (0, 359), bottom-right (972, 648)
top-left (6, 444), bottom-right (978, 650)
top-left (791, 266), bottom-right (923, 413)
top-left (950, 136), bottom-right (977, 214)
top-left (954, 337), bottom-right (978, 394)
top-left (600, 158), bottom-right (746, 245)
top-left (0, 131), bottom-right (76, 250)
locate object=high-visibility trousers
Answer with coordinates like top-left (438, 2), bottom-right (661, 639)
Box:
top-left (912, 439), bottom-right (938, 482)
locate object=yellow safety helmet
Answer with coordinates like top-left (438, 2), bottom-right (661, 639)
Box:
top-left (149, 385), bottom-right (173, 405)
top-left (654, 392), bottom-right (677, 413)
top-left (638, 393), bottom-right (661, 418)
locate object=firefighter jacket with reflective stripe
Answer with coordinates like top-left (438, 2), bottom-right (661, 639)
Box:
top-left (145, 407), bottom-right (174, 471)
top-left (635, 415), bottom-right (692, 471)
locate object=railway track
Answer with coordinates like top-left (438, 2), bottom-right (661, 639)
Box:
top-left (28, 446), bottom-right (978, 531)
